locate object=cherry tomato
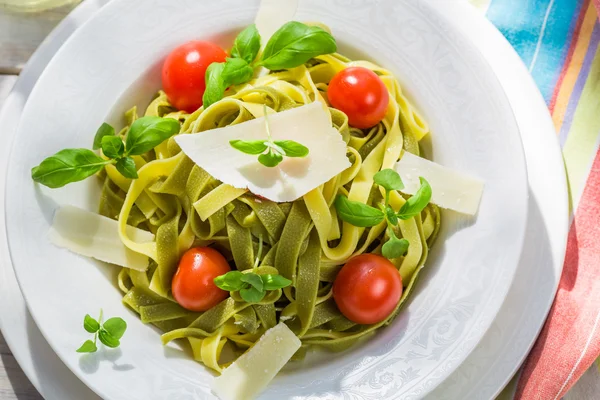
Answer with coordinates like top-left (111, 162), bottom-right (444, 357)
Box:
top-left (327, 66), bottom-right (390, 129)
top-left (171, 247), bottom-right (231, 312)
top-left (332, 254), bottom-right (402, 324)
top-left (162, 41), bottom-right (227, 113)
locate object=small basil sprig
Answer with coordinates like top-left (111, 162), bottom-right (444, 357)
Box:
top-left (229, 106), bottom-right (308, 167)
top-left (214, 271), bottom-right (292, 303)
top-left (203, 62), bottom-right (227, 109)
top-left (256, 21), bottom-right (337, 69)
top-left (203, 21), bottom-right (336, 108)
top-left (230, 23), bottom-right (261, 63)
top-left (77, 309), bottom-right (127, 353)
top-left (32, 116), bottom-right (180, 188)
top-left (334, 169), bottom-right (432, 259)
top-left (124, 116), bottom-right (180, 156)
top-left (31, 149), bottom-right (113, 189)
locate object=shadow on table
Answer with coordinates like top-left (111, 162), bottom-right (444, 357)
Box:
top-left (23, 312), bottom-right (102, 400)
top-left (0, 331), bottom-right (42, 400)
top-left (425, 188), bottom-right (559, 399)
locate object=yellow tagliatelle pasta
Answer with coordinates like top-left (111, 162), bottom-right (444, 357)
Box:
top-left (101, 52), bottom-right (441, 372)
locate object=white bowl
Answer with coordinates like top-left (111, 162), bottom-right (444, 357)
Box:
top-left (4, 0), bottom-right (528, 399)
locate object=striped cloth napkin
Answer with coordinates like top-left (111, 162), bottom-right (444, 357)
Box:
top-left (469, 0), bottom-right (600, 399)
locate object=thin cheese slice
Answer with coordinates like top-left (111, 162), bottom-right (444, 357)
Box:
top-left (394, 152), bottom-right (484, 215)
top-left (211, 322), bottom-right (301, 400)
top-left (175, 102), bottom-right (351, 203)
top-left (48, 205), bottom-right (154, 271)
top-left (255, 0), bottom-right (299, 44)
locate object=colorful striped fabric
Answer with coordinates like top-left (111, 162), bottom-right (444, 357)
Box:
top-left (469, 0), bottom-right (600, 398)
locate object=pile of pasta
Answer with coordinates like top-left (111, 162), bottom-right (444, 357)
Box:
top-left (98, 53), bottom-right (441, 372)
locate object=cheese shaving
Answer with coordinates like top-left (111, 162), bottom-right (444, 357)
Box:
top-left (255, 0), bottom-right (299, 45)
top-left (211, 322), bottom-right (301, 400)
top-left (49, 205), bottom-right (154, 271)
top-left (175, 102), bottom-right (351, 203)
top-left (395, 152), bottom-right (484, 215)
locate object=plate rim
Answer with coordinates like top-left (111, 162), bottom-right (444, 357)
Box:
top-left (0, 1), bottom-right (108, 399)
top-left (426, 1), bottom-right (569, 398)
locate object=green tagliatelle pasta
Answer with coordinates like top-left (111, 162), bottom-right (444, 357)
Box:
top-left (101, 52), bottom-right (441, 372)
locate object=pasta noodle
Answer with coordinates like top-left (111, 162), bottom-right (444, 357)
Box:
top-left (102, 53), bottom-right (441, 372)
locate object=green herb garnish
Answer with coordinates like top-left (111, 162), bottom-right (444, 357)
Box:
top-left (256, 21), bottom-right (337, 69)
top-left (229, 105), bottom-right (308, 168)
top-left (203, 62), bottom-right (227, 109)
top-left (31, 149), bottom-right (113, 189)
top-left (214, 271), bottom-right (292, 303)
top-left (334, 169), bottom-right (432, 259)
top-left (76, 310), bottom-right (127, 353)
top-left (202, 21), bottom-right (337, 108)
top-left (123, 116), bottom-right (180, 156)
top-left (92, 122), bottom-right (116, 150)
top-left (31, 116), bottom-right (180, 188)
top-left (396, 177), bottom-right (433, 220)
top-left (230, 24), bottom-right (261, 64)
top-left (221, 57), bottom-right (254, 85)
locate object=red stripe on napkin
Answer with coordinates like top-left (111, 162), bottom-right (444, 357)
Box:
top-left (515, 147), bottom-right (600, 399)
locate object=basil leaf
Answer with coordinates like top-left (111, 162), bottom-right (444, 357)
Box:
top-left (31, 149), bottom-right (112, 189)
top-left (385, 205), bottom-right (398, 225)
top-left (382, 228), bottom-right (409, 259)
top-left (101, 135), bottom-right (124, 159)
top-left (241, 273), bottom-right (263, 292)
top-left (240, 286), bottom-right (266, 303)
top-left (83, 314), bottom-right (100, 333)
top-left (273, 140), bottom-right (309, 157)
top-left (115, 157), bottom-right (138, 179)
top-left (214, 271), bottom-right (245, 291)
top-left (125, 116), bottom-right (180, 156)
top-left (260, 274), bottom-right (292, 291)
top-left (76, 340), bottom-right (97, 353)
top-left (222, 58), bottom-right (254, 86)
top-left (98, 329), bottom-right (120, 348)
top-left (374, 169), bottom-right (404, 192)
top-left (230, 139), bottom-right (268, 155)
top-left (258, 151), bottom-right (283, 167)
top-left (93, 122), bottom-right (115, 150)
top-left (103, 317), bottom-right (127, 340)
top-left (398, 177), bottom-right (432, 220)
top-left (258, 21), bottom-right (337, 70)
top-left (334, 195), bottom-right (385, 227)
top-left (202, 62), bottom-right (226, 109)
top-left (231, 24), bottom-right (261, 63)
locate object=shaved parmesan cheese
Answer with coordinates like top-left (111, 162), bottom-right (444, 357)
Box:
top-left (49, 205), bottom-right (154, 271)
top-left (395, 152), bottom-right (484, 215)
top-left (255, 0), bottom-right (299, 44)
top-left (175, 102), bottom-right (351, 203)
top-left (211, 322), bottom-right (301, 400)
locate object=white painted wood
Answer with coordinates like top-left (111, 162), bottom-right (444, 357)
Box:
top-left (0, 4), bottom-right (82, 398)
top-left (0, 73), bottom-right (41, 400)
top-left (0, 5), bottom-right (75, 73)
top-left (0, 333), bottom-right (42, 399)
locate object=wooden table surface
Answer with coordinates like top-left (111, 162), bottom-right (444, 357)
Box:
top-left (0, 5), bottom-right (77, 399)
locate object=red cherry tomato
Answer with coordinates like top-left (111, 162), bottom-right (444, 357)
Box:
top-left (332, 254), bottom-right (402, 324)
top-left (162, 41), bottom-right (227, 113)
top-left (171, 247), bottom-right (231, 312)
top-left (327, 66), bottom-right (390, 129)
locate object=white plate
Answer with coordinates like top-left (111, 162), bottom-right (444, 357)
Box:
top-left (3, 0), bottom-right (528, 399)
top-left (427, 1), bottom-right (569, 398)
top-left (0, 1), bottom-right (566, 400)
top-left (0, 2), bottom-right (105, 399)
